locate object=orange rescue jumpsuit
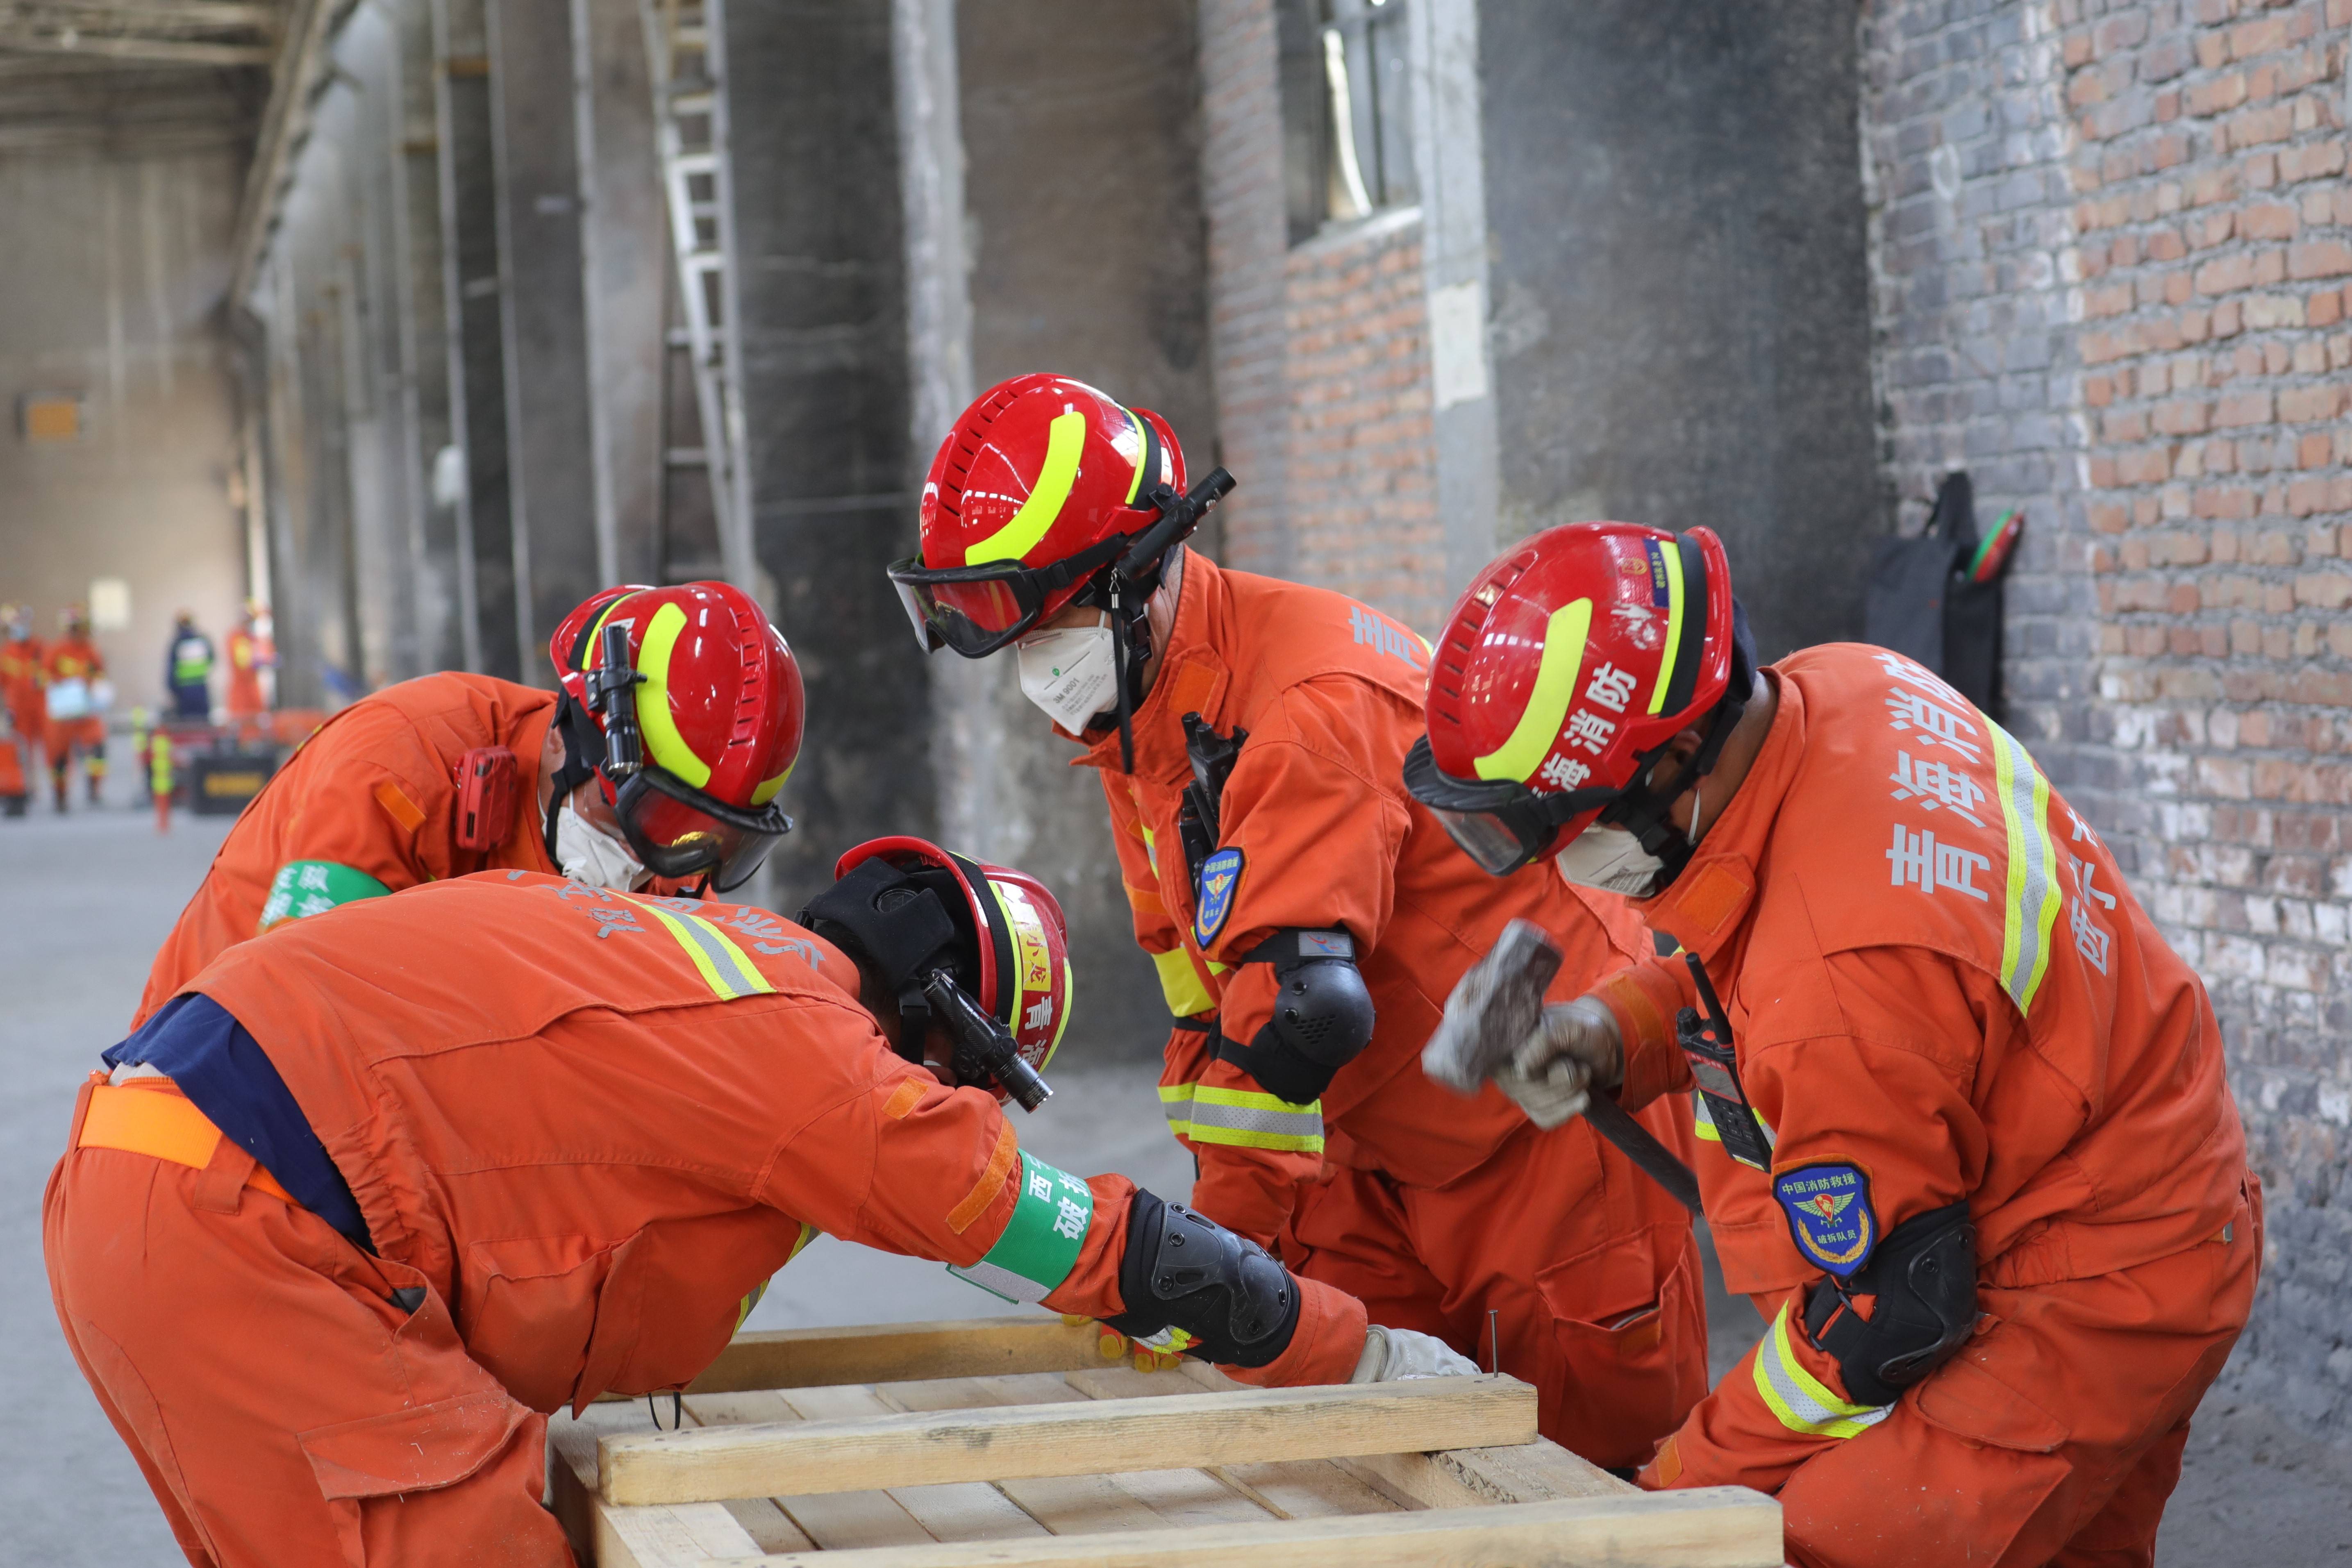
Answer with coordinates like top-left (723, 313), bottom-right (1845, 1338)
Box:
top-left (42, 633), bottom-right (107, 801)
top-left (137, 672), bottom-right (561, 1025)
top-left (1578, 644), bottom-right (2258, 1566)
top-left (47, 873), bottom-right (1366, 1568)
top-left (1080, 548), bottom-right (1705, 1468)
top-left (225, 624), bottom-right (270, 723)
top-left (1, 632), bottom-right (42, 775)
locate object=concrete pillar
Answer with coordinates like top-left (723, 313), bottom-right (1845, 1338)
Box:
top-left (726, 0), bottom-right (935, 909)
top-left (935, 0), bottom-right (1216, 1048)
top-left (432, 0), bottom-right (520, 679)
top-left (1476, 0), bottom-right (1881, 655)
top-left (486, 0), bottom-right (602, 667)
top-left (572, 0), bottom-right (668, 588)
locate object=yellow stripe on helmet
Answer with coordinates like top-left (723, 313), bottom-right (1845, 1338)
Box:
top-left (750, 763), bottom-right (793, 807)
top-left (966, 408), bottom-right (1087, 565)
top-left (1121, 408), bottom-right (1149, 505)
top-left (1648, 541), bottom-right (1686, 716)
top-left (634, 602), bottom-right (713, 789)
top-left (1474, 598), bottom-right (1592, 782)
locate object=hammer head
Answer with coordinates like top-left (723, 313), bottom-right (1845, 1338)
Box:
top-left (1421, 919), bottom-right (1566, 1094)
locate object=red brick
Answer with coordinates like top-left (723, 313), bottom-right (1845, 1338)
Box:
top-left (2288, 240), bottom-right (2352, 279)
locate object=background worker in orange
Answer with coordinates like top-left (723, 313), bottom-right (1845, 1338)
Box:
top-left (1409, 520), bottom-right (2260, 1567)
top-left (49, 848), bottom-right (1463, 1568)
top-left (1, 602), bottom-right (44, 780)
top-left (888, 374), bottom-right (1705, 1469)
top-left (223, 600), bottom-right (273, 735)
top-left (136, 581), bottom-right (802, 1025)
top-left (42, 603), bottom-right (109, 811)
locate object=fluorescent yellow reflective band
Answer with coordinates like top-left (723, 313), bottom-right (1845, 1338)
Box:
top-left (634, 602), bottom-right (713, 789)
top-left (1120, 407), bottom-right (1148, 504)
top-left (1152, 946), bottom-right (1216, 1018)
top-left (750, 763), bottom-right (793, 807)
top-left (632, 899), bottom-right (777, 1001)
top-left (1751, 1302), bottom-right (1889, 1439)
top-left (1159, 1083), bottom-right (1324, 1152)
top-left (1648, 542), bottom-right (1685, 715)
top-left (967, 409), bottom-right (1086, 564)
top-left (1990, 719), bottom-right (2061, 1016)
top-left (1474, 598), bottom-right (1592, 781)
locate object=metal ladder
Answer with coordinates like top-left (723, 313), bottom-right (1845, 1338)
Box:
top-left (641, 0), bottom-right (755, 590)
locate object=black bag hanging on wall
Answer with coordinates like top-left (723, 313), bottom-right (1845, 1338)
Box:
top-left (1863, 471), bottom-right (2013, 721)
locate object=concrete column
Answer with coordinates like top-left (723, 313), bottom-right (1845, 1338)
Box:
top-left (486, 0), bottom-right (602, 666)
top-left (388, 0), bottom-right (468, 673)
top-left (432, 0), bottom-right (519, 679)
top-left (941, 0), bottom-right (1216, 1048)
top-left (572, 0), bottom-right (668, 588)
top-left (726, 0), bottom-right (934, 909)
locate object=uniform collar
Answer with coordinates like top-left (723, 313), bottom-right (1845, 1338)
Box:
top-left (1072, 546), bottom-right (1232, 787)
top-left (1638, 668), bottom-right (1804, 970)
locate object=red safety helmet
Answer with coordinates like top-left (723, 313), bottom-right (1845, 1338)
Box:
top-left (545, 582), bottom-right (804, 892)
top-left (1404, 523), bottom-right (1748, 876)
top-left (887, 372), bottom-right (1229, 658)
top-left (814, 836), bottom-right (1074, 1109)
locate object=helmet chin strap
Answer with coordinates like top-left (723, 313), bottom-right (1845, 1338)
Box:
top-left (543, 692), bottom-right (607, 865)
top-left (1595, 612), bottom-right (1758, 887)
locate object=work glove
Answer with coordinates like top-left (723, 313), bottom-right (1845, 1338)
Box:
top-left (1064, 1315), bottom-right (1191, 1372)
top-left (1491, 997), bottom-right (1623, 1129)
top-left (1350, 1324), bottom-right (1482, 1382)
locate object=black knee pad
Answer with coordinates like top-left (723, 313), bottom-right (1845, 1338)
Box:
top-left (1104, 1192), bottom-right (1302, 1368)
top-left (1803, 1198), bottom-right (1977, 1407)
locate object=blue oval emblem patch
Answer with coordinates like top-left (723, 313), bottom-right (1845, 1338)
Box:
top-left (1775, 1163), bottom-right (1877, 1279)
top-left (1194, 847), bottom-right (1244, 949)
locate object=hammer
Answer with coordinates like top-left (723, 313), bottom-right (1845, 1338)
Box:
top-left (1424, 920), bottom-right (1704, 1216)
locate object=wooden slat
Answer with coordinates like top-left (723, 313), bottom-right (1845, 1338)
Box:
top-left (676, 1316), bottom-right (1103, 1394)
top-left (780, 1384), bottom-right (1048, 1545)
top-left (1340, 1436), bottom-right (1636, 1510)
top-left (549, 1412), bottom-right (766, 1568)
top-left (1211, 1460), bottom-right (1400, 1520)
top-left (603, 1375), bottom-right (1536, 1507)
top-left (704, 1388), bottom-right (931, 1552)
top-left (703, 1487), bottom-right (1783, 1566)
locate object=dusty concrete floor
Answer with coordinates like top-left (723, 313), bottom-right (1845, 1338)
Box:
top-left (5, 754), bottom-right (2347, 1563)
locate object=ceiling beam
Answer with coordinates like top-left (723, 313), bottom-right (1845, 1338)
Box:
top-left (0, 27), bottom-right (273, 64)
top-left (226, 0), bottom-right (343, 303)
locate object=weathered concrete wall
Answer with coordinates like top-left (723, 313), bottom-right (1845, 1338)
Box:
top-left (728, 0), bottom-right (936, 913)
top-left (1479, 0), bottom-right (1884, 660)
top-left (1860, 0), bottom-right (2352, 1440)
top-left (0, 148), bottom-right (247, 714)
top-left (939, 0), bottom-right (1216, 1054)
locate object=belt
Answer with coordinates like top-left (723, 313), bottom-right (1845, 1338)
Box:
top-left (77, 1078), bottom-right (298, 1207)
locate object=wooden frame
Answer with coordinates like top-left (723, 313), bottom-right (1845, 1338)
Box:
top-left (553, 1317), bottom-right (1779, 1566)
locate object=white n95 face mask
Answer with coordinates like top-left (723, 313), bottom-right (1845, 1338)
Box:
top-left (1016, 623), bottom-right (1120, 732)
top-left (1553, 825), bottom-right (1671, 899)
top-left (557, 800), bottom-right (648, 891)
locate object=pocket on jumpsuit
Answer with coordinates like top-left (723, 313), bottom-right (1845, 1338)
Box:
top-left (461, 1234), bottom-right (629, 1413)
top-left (298, 1393), bottom-right (536, 1566)
top-left (1535, 1224), bottom-right (1703, 1464)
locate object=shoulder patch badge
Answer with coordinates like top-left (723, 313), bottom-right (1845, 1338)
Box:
top-left (1194, 846), bottom-right (1244, 949)
top-left (1774, 1163), bottom-right (1877, 1278)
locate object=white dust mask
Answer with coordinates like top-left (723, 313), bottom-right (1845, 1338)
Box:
top-left (1553, 825), bottom-right (1672, 898)
top-left (557, 800), bottom-right (648, 891)
top-left (1016, 623), bottom-right (1120, 732)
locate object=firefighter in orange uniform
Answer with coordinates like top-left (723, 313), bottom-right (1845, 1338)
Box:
top-left (887, 374), bottom-right (1706, 1468)
top-left (50, 840), bottom-right (1460, 1566)
top-left (1, 603), bottom-right (43, 782)
top-left (42, 604), bottom-right (108, 811)
top-left (224, 600), bottom-right (273, 733)
top-left (137, 582), bottom-right (802, 1025)
top-left (1409, 521), bottom-right (2259, 1566)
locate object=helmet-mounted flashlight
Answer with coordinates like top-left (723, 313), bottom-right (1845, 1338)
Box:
top-left (585, 621), bottom-right (645, 782)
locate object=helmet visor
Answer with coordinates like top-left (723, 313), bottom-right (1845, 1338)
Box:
top-left (613, 767), bottom-right (793, 892)
top-left (1402, 736), bottom-right (1612, 878)
top-left (887, 558), bottom-right (1050, 657)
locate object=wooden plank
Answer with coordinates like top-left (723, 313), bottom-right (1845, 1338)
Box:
top-left (1210, 1460), bottom-right (1401, 1521)
top-left (717, 1387), bottom-right (928, 1552)
top-left (549, 1414), bottom-right (767, 1568)
top-left (1341, 1436), bottom-right (1636, 1510)
top-left (695, 1487), bottom-right (1784, 1566)
top-left (1061, 1365), bottom-right (1200, 1401)
top-left (675, 1316), bottom-right (1103, 1394)
top-left (603, 1374), bottom-right (1536, 1507)
top-left (780, 1384), bottom-right (1048, 1545)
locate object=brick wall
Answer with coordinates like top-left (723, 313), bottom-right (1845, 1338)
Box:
top-left (1863, 0), bottom-right (2352, 1438)
top-left (1198, 0), bottom-right (1447, 634)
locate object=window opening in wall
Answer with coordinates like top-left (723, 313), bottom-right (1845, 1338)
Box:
top-left (1279, 0), bottom-right (1415, 245)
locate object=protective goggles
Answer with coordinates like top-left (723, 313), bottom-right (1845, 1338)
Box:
top-left (885, 534), bottom-right (1127, 658)
top-left (608, 766), bottom-right (792, 893)
top-left (1402, 736), bottom-right (1621, 877)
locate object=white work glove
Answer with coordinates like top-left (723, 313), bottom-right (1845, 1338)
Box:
top-left (1350, 1324), bottom-right (1482, 1382)
top-left (1491, 997), bottom-right (1624, 1129)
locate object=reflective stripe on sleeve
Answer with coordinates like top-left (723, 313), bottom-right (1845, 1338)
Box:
top-left (1691, 1092), bottom-right (1777, 1155)
top-left (1750, 1300), bottom-right (1890, 1440)
top-left (1989, 719), bottom-right (2062, 1016)
top-left (1151, 946), bottom-right (1216, 1018)
top-left (1159, 1082), bottom-right (1324, 1153)
top-left (631, 900), bottom-right (777, 1002)
top-left (949, 1152), bottom-right (1094, 1305)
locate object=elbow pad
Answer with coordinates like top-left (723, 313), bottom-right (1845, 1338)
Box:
top-left (1104, 1191), bottom-right (1302, 1368)
top-left (1214, 929), bottom-right (1374, 1105)
top-left (1802, 1198), bottom-right (1977, 1407)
